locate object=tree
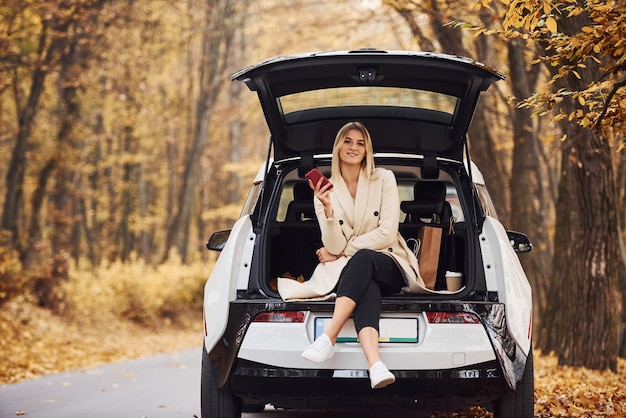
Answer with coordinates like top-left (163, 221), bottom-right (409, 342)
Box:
top-left (384, 0), bottom-right (512, 223)
top-left (1, 0), bottom-right (109, 264)
top-left (384, 0), bottom-right (555, 333)
top-left (505, 37), bottom-right (555, 334)
top-left (496, 0), bottom-right (625, 370)
top-left (162, 0), bottom-right (241, 262)
top-left (1, 1), bottom-right (73, 250)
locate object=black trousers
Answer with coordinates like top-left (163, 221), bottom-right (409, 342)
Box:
top-left (335, 249), bottom-right (405, 333)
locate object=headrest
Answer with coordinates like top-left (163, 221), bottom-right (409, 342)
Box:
top-left (293, 181), bottom-right (313, 200)
top-left (413, 181), bottom-right (446, 202)
top-left (400, 181), bottom-right (446, 219)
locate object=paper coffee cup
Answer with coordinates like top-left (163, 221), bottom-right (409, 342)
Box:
top-left (445, 271), bottom-right (463, 291)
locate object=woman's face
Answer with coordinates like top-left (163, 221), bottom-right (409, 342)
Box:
top-left (339, 128), bottom-right (366, 167)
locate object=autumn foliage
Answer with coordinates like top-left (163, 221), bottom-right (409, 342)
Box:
top-left (0, 255), bottom-right (209, 384)
top-left (500, 0), bottom-right (626, 142)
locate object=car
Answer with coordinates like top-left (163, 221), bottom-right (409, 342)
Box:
top-left (201, 49), bottom-right (534, 417)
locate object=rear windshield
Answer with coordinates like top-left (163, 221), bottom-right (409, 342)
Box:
top-left (275, 166), bottom-right (464, 223)
top-left (279, 87), bottom-right (458, 115)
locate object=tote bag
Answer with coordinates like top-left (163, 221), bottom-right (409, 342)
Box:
top-left (417, 226), bottom-right (443, 290)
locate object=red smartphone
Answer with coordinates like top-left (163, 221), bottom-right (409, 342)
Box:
top-left (305, 168), bottom-right (333, 190)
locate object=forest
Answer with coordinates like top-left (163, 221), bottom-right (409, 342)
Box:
top-left (1, 0), bottom-right (626, 415)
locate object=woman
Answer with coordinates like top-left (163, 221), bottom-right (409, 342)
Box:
top-left (299, 121), bottom-right (424, 389)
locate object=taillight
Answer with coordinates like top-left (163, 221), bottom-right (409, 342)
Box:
top-left (253, 311), bottom-right (306, 323)
top-left (426, 312), bottom-right (481, 324)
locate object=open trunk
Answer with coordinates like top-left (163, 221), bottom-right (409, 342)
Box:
top-left (252, 156), bottom-right (486, 300)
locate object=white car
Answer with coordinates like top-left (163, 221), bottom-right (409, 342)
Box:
top-left (201, 50), bottom-right (534, 417)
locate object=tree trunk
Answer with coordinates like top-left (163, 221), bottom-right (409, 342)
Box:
top-left (506, 38), bottom-right (553, 335)
top-left (536, 9), bottom-right (622, 371)
top-left (2, 25), bottom-right (60, 248)
top-left (48, 3), bottom-right (106, 261)
top-left (22, 159), bottom-right (57, 268)
top-left (118, 126), bottom-right (139, 262)
top-left (614, 135), bottom-right (626, 357)
top-left (163, 0), bottom-right (238, 262)
top-left (539, 120), bottom-right (621, 371)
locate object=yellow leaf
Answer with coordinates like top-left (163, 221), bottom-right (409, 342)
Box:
top-left (567, 7), bottom-right (584, 17)
top-left (546, 17), bottom-right (557, 33)
top-left (572, 70), bottom-right (581, 79)
top-left (578, 95), bottom-right (586, 106)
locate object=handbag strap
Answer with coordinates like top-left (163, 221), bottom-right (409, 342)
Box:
top-left (406, 237), bottom-right (421, 258)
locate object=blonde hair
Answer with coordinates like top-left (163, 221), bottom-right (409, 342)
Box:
top-left (330, 121), bottom-right (376, 181)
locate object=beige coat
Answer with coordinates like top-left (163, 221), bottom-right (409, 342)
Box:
top-left (278, 167), bottom-right (432, 301)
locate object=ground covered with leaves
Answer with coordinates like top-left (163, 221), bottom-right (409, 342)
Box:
top-left (0, 300), bottom-right (202, 384)
top-left (0, 256), bottom-right (207, 384)
top-left (533, 353), bottom-right (626, 417)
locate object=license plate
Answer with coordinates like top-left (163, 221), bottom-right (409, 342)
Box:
top-left (314, 317), bottom-right (418, 343)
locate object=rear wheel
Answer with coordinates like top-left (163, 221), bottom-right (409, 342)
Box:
top-left (201, 346), bottom-right (242, 418)
top-left (493, 350), bottom-right (534, 418)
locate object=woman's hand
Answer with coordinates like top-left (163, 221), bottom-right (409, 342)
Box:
top-left (308, 177), bottom-right (334, 218)
top-left (316, 247), bottom-right (340, 263)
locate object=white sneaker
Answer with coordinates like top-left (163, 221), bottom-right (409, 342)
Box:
top-left (369, 361), bottom-right (395, 389)
top-left (301, 334), bottom-right (334, 363)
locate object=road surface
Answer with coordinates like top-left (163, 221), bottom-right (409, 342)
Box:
top-left (0, 348), bottom-right (202, 418)
top-left (0, 348), bottom-right (427, 417)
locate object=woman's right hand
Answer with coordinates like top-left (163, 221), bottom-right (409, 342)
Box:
top-left (308, 177), bottom-right (333, 216)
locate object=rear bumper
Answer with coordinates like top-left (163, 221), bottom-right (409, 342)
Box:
top-left (230, 358), bottom-right (507, 411)
top-left (207, 298), bottom-right (526, 392)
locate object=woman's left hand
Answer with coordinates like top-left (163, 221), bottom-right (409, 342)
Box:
top-left (316, 247), bottom-right (340, 263)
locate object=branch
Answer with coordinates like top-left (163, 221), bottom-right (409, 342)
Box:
top-left (595, 77), bottom-right (626, 130)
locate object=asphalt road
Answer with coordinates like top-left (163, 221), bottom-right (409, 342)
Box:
top-left (0, 349), bottom-right (425, 418)
top-left (0, 348), bottom-right (202, 418)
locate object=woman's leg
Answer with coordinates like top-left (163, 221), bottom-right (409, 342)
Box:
top-left (352, 281), bottom-right (396, 389)
top-left (358, 326), bottom-right (381, 368)
top-left (342, 251), bottom-right (403, 388)
top-left (303, 250), bottom-right (403, 368)
top-left (347, 251), bottom-right (404, 334)
top-left (324, 296), bottom-right (356, 343)
top-left (301, 295), bottom-right (355, 363)
top-left (323, 250), bottom-right (380, 342)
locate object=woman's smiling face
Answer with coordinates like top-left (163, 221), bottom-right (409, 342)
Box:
top-left (339, 128), bottom-right (366, 167)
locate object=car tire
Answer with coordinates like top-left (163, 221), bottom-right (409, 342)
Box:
top-left (201, 345), bottom-right (242, 418)
top-left (493, 349), bottom-right (534, 418)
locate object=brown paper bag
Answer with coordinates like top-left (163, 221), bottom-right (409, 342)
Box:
top-left (418, 226), bottom-right (443, 290)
